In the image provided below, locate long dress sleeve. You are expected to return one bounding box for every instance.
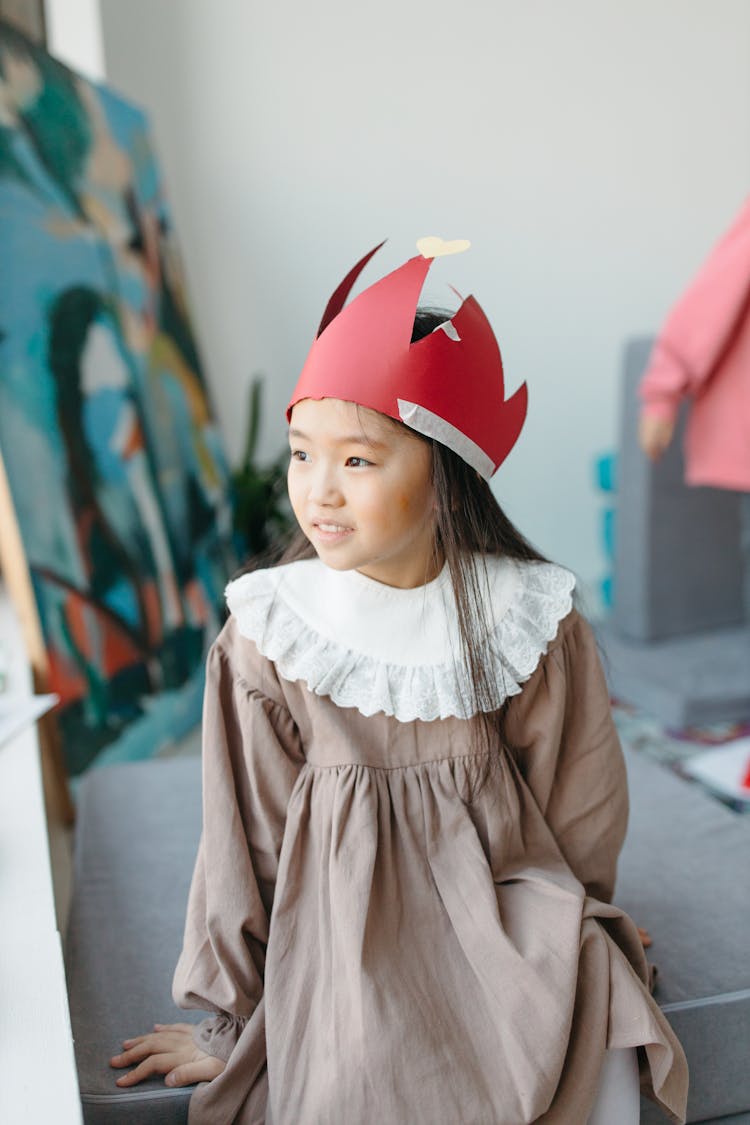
[504,609,689,1122]
[638,194,750,423]
[172,617,304,1116]
[504,608,628,905]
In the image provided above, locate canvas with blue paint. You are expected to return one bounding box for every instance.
[0,20,236,774]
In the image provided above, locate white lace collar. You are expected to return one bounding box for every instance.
[225,555,575,722]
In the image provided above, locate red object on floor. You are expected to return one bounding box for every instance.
[740,756,750,790]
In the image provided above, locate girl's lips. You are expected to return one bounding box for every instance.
[312,521,354,543]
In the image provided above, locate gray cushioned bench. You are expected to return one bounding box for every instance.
[65,747,750,1124]
[65,756,204,1125]
[617,748,750,1124]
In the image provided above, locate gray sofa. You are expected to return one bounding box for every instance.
[617,747,750,1124]
[64,744,750,1124]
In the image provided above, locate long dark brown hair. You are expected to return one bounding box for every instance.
[241,308,576,796]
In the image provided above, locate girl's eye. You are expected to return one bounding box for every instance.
[346,456,373,468]
[289,449,309,462]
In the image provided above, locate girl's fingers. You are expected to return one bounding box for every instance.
[115,1051,181,1087]
[112,1039,167,1066]
[111,1043,152,1067]
[110,1024,208,1084]
[111,1031,190,1067]
[165,1055,226,1088]
[116,1022,190,1053]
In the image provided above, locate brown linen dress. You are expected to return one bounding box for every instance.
[172,558,689,1125]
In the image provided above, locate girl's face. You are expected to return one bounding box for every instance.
[287,397,439,589]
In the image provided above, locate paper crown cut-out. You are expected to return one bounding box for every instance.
[286,238,528,478]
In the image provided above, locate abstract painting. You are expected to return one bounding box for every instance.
[0,20,236,774]
[0,1,45,45]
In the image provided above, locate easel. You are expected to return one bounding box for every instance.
[0,447,75,826]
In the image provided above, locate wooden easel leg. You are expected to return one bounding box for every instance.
[0,447,75,826]
[38,710,76,827]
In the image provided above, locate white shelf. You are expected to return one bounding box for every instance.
[0,584,82,1123]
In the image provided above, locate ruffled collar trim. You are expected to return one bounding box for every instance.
[225,555,575,722]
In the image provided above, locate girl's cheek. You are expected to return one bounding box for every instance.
[361,489,410,526]
[286,472,303,511]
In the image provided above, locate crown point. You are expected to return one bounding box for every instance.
[416,236,471,259]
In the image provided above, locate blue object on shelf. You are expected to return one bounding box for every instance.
[593,451,618,614]
[595,452,618,493]
[602,506,616,559]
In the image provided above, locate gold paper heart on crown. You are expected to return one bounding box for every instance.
[416,236,471,259]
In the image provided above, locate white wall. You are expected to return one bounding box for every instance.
[44,0,105,81]
[99,0,750,604]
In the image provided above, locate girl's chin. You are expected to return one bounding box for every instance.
[306,533,357,566]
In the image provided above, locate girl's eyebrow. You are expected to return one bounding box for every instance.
[288,427,387,449]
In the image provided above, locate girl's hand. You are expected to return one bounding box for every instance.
[110,1023,226,1088]
[639,414,675,461]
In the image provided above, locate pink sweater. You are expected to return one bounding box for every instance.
[638,194,750,491]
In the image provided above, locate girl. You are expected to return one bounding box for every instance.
[111,239,689,1123]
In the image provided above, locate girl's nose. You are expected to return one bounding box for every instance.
[308,464,344,505]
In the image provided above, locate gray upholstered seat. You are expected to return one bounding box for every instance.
[65,747,750,1124]
[616,746,750,1124]
[65,757,205,1125]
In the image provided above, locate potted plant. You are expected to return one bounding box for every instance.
[231,376,294,560]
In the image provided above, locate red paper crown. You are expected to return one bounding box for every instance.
[286,238,528,478]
